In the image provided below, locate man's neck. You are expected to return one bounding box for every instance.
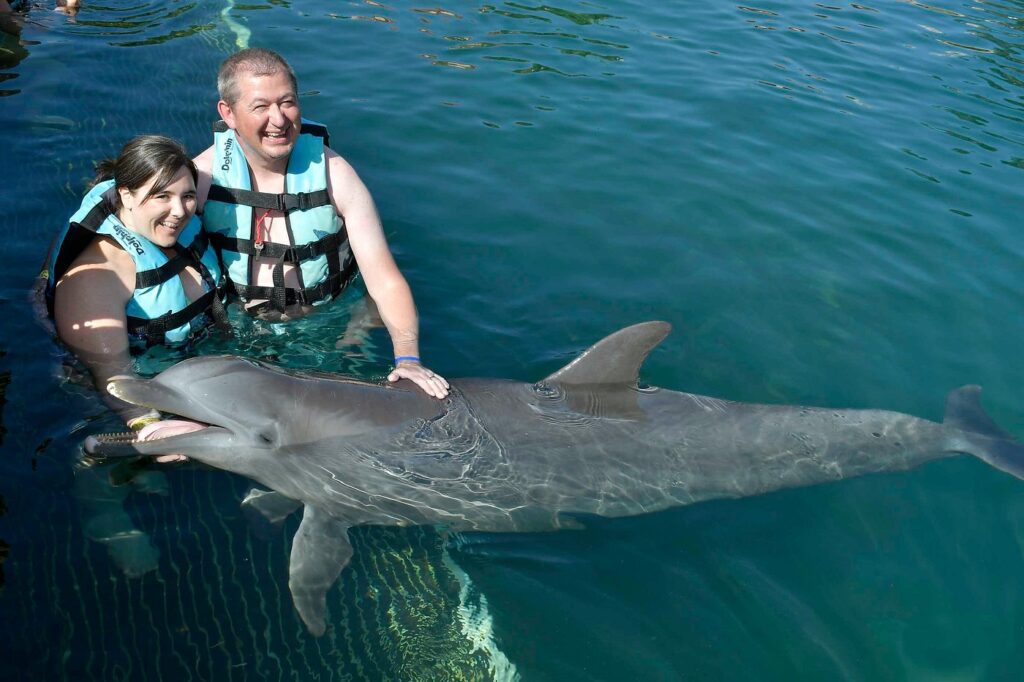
[243,150,290,191]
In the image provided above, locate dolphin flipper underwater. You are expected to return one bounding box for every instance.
[85,322,1024,636]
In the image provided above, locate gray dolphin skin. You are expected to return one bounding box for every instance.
[85,322,1024,636]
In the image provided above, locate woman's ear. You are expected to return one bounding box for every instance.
[117,186,133,211]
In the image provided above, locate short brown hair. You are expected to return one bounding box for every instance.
[217,48,298,107]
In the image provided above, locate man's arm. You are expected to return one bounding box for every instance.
[325,148,449,399]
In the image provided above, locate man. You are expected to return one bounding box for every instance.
[194,48,448,399]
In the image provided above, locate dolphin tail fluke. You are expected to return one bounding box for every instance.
[945,385,1024,480]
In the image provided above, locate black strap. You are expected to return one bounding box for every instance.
[129,233,232,343]
[184,238,232,336]
[50,190,120,296]
[133,232,210,289]
[126,290,216,345]
[208,231,343,262]
[78,197,114,231]
[229,256,356,307]
[206,184,332,213]
[134,253,191,289]
[270,257,289,312]
[297,120,330,144]
[322,228,343,307]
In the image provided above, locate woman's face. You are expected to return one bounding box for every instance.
[118,166,197,248]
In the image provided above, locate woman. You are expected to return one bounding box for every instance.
[37,136,223,577]
[43,135,227,437]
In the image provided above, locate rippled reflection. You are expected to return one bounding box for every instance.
[4,0,1024,679]
[29,0,236,50]
[324,1,633,79]
[718,0,1024,189]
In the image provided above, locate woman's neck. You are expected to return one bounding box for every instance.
[115,206,133,230]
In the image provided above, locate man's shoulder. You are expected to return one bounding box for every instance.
[194,144,216,210]
[324,146,359,179]
[323,145,344,167]
[194,144,216,170]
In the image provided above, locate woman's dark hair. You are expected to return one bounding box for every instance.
[92,135,198,206]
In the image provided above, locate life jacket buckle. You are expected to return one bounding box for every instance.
[281,192,310,212]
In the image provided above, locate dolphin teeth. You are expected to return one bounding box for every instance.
[92,431,140,444]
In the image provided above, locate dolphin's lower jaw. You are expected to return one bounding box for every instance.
[84,430,145,457]
[84,425,229,458]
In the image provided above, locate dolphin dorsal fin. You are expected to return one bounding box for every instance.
[542,321,672,386]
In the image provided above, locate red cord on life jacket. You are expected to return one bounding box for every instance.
[253,208,272,257]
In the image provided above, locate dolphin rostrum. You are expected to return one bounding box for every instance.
[85,322,1024,635]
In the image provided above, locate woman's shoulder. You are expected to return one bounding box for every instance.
[61,235,136,287]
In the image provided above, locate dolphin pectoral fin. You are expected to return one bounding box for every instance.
[241,488,302,528]
[556,513,586,530]
[288,505,353,636]
[542,321,671,387]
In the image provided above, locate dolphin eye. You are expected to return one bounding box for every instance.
[258,432,274,445]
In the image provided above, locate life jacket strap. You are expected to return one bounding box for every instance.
[134,231,211,289]
[228,255,356,308]
[184,239,232,336]
[77,199,113,231]
[49,195,120,306]
[126,289,216,346]
[130,234,231,343]
[208,230,344,262]
[206,184,332,213]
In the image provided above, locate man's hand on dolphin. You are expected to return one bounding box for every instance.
[388,360,450,399]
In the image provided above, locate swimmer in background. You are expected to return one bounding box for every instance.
[0,1,80,23]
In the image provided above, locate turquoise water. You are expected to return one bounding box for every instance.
[2,0,1023,679]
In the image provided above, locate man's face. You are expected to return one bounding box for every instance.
[219,70,301,168]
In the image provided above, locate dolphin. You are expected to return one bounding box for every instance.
[85,322,1024,636]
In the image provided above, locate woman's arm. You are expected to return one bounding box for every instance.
[53,237,148,422]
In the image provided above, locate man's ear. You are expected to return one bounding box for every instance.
[217,100,236,128]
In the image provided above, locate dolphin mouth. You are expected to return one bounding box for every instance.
[85,374,231,458]
[84,425,230,458]
[84,430,146,457]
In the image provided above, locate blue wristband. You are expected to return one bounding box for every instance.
[394,356,420,364]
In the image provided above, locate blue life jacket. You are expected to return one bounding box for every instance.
[203,120,356,312]
[44,180,227,347]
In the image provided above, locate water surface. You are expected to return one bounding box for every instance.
[1,1,1022,679]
